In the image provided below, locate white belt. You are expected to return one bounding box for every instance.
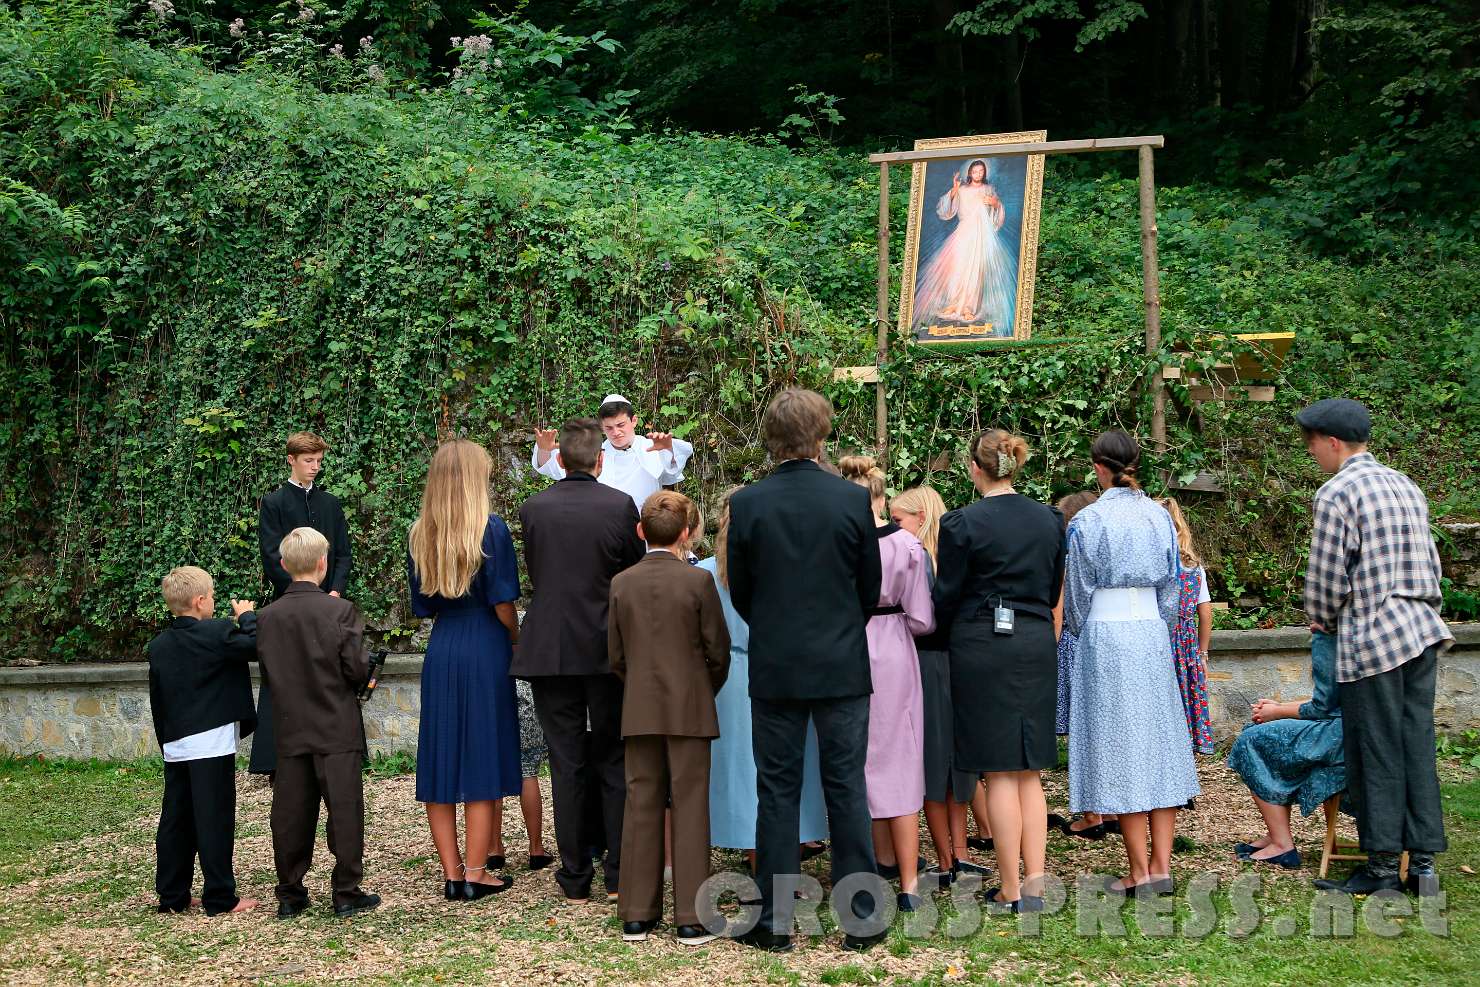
[1087,587,1160,622]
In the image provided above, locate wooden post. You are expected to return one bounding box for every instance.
[875,162,890,460]
[1138,144,1166,452]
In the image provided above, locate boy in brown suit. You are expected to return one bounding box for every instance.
[609,492,730,946]
[256,527,379,919]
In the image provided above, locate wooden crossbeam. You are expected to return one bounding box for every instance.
[1189,383,1276,402]
[868,136,1164,165]
[833,365,880,384]
[1168,470,1225,492]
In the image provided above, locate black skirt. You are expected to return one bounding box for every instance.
[918,648,982,803]
[948,613,1058,773]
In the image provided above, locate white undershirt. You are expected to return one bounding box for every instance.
[162,722,238,763]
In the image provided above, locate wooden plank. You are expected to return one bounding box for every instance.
[1161,365,1182,379]
[1173,331,1295,381]
[1189,384,1276,402]
[868,135,1165,165]
[1210,601,1229,610]
[833,365,880,384]
[1168,470,1224,493]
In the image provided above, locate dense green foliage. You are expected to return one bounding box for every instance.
[1,2,1476,659]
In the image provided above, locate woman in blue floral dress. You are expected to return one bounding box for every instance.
[1160,498,1215,756]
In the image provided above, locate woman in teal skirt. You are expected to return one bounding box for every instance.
[1226,630,1346,869]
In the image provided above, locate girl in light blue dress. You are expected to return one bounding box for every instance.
[699,490,828,857]
[1064,431,1201,895]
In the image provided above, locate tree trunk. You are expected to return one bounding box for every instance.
[1263,0,1322,115]
[930,0,966,131]
[1219,0,1248,106]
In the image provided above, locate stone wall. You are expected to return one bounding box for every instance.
[2,628,1477,760]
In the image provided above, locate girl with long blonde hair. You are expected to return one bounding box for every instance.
[408,440,523,901]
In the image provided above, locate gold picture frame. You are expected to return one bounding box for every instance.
[898,131,1047,344]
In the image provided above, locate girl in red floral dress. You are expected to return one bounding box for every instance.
[1160,498,1215,755]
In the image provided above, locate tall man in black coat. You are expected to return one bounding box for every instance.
[513,418,646,902]
[251,431,353,777]
[726,388,885,952]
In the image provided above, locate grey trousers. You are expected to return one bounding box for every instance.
[1339,645,1447,855]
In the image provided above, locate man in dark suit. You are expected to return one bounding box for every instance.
[514,418,646,902]
[256,527,379,919]
[252,430,353,777]
[727,388,885,952]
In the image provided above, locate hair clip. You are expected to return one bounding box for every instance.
[996,450,1016,476]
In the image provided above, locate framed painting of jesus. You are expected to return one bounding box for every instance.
[898,131,1047,344]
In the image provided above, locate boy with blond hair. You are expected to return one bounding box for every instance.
[252,430,353,776]
[147,566,260,915]
[256,527,378,919]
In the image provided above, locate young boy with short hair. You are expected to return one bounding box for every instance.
[609,491,730,945]
[252,430,353,777]
[256,527,379,919]
[148,566,260,916]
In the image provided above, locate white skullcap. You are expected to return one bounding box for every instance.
[600,393,631,407]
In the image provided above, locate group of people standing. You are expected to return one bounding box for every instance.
[147,387,1451,941]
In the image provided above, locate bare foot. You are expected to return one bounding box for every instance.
[190,897,202,909]
[229,898,259,913]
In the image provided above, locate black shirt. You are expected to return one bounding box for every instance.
[258,481,352,597]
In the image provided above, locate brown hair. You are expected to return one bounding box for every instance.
[640,490,691,548]
[711,486,743,588]
[286,431,329,456]
[557,418,604,474]
[408,440,491,598]
[1090,429,1141,489]
[161,565,213,614]
[889,485,946,563]
[1056,490,1099,528]
[1157,496,1203,569]
[971,429,1030,481]
[280,526,330,579]
[763,388,833,462]
[838,454,886,502]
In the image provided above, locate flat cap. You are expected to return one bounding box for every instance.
[1296,398,1371,443]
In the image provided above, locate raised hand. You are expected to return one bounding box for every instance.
[230,599,256,617]
[647,431,674,453]
[535,427,559,453]
[951,173,961,194]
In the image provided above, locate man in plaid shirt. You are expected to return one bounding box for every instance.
[1298,399,1451,897]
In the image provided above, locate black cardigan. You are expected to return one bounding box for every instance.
[147,614,259,746]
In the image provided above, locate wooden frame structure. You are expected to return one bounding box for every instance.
[861,135,1168,461]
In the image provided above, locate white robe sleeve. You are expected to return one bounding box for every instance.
[531,443,566,481]
[657,437,694,485]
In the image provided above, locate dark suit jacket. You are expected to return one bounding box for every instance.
[147,613,259,746]
[609,552,731,737]
[513,473,646,678]
[259,482,352,597]
[255,582,369,756]
[726,459,883,700]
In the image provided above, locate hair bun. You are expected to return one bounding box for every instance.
[838,455,882,481]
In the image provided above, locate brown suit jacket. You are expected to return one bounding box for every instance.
[256,581,369,756]
[609,552,731,738]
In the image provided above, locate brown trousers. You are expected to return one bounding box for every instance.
[271,750,365,909]
[619,734,712,926]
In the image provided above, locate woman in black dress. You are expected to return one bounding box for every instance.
[934,429,1066,912]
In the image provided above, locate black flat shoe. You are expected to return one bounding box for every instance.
[528,854,554,871]
[984,887,1021,913]
[1101,819,1121,834]
[1144,877,1175,896]
[277,899,310,920]
[877,855,927,880]
[1313,868,1403,895]
[676,924,717,946]
[622,918,658,942]
[333,892,381,917]
[842,930,885,952]
[443,880,466,900]
[897,892,921,913]
[736,928,794,953]
[966,836,994,852]
[1233,842,1264,857]
[1065,823,1107,841]
[486,854,506,870]
[952,859,992,878]
[464,875,513,900]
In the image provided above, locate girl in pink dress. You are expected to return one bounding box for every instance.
[840,456,935,912]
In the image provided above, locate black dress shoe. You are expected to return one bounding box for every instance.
[842,930,886,952]
[334,892,382,917]
[622,918,658,942]
[676,924,717,946]
[443,880,466,900]
[528,854,554,871]
[800,841,828,862]
[1405,868,1441,897]
[735,928,794,952]
[486,854,506,870]
[277,899,310,920]
[877,855,927,880]
[1313,867,1403,895]
[464,875,513,900]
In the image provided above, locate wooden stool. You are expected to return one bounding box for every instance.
[1319,794,1408,880]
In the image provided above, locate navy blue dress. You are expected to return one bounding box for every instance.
[410,515,523,805]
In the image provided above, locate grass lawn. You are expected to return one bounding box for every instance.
[0,753,1474,985]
